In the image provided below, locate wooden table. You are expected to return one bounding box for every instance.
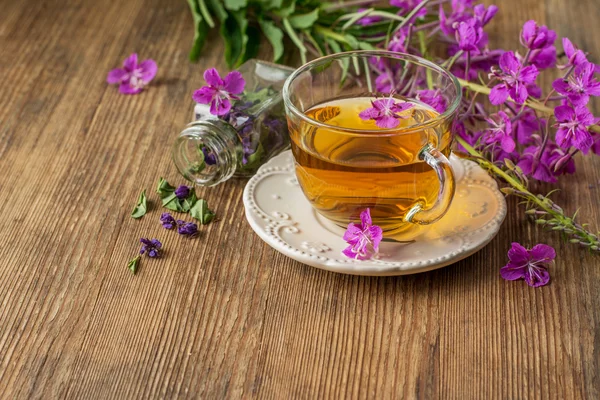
[2,0,600,398]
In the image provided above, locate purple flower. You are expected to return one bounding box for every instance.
[527,46,557,70]
[359,97,414,129]
[483,111,515,153]
[375,72,394,92]
[554,104,595,153]
[356,8,382,26]
[513,109,542,145]
[387,28,409,53]
[552,63,600,107]
[139,238,162,258]
[547,144,576,175]
[517,143,564,183]
[560,38,589,69]
[500,242,555,287]
[520,20,556,50]
[390,0,427,18]
[175,185,191,199]
[455,18,486,54]
[107,53,157,95]
[416,89,447,113]
[473,4,498,26]
[177,221,198,237]
[192,68,245,116]
[489,51,539,105]
[202,146,217,165]
[342,209,383,260]
[160,212,177,229]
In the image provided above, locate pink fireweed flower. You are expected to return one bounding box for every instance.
[473,4,498,26]
[489,51,540,105]
[455,18,486,54]
[560,38,589,70]
[107,53,157,95]
[390,0,428,18]
[554,104,596,153]
[359,97,414,129]
[342,208,383,260]
[552,62,600,107]
[483,111,515,153]
[192,68,245,116]
[500,242,555,287]
[520,20,556,50]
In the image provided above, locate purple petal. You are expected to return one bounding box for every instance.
[586,80,600,96]
[516,156,533,175]
[510,83,529,104]
[368,225,383,250]
[107,68,127,84]
[551,79,570,96]
[507,242,529,265]
[529,244,556,263]
[573,125,593,153]
[521,20,537,45]
[203,68,224,87]
[524,266,550,287]
[499,51,520,73]
[530,46,557,69]
[489,84,509,105]
[343,223,362,242]
[519,65,539,84]
[123,53,138,72]
[360,208,372,227]
[210,96,231,116]
[119,82,143,95]
[223,71,245,94]
[375,115,400,129]
[500,262,527,281]
[500,135,516,153]
[554,105,574,122]
[568,93,589,107]
[359,107,380,121]
[192,86,217,104]
[342,246,359,259]
[138,59,158,82]
[532,163,557,183]
[563,37,576,59]
[555,127,571,149]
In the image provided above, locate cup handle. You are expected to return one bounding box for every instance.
[404,144,456,225]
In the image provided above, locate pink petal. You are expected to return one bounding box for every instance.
[562,37,576,59]
[192,86,217,104]
[524,266,550,287]
[508,242,529,265]
[532,163,557,183]
[138,59,158,82]
[529,244,556,263]
[123,53,138,72]
[500,135,516,153]
[573,125,593,153]
[343,223,363,242]
[586,80,600,96]
[521,20,537,44]
[359,107,380,121]
[551,79,570,96]
[500,262,527,281]
[553,105,574,122]
[119,82,142,95]
[375,115,400,129]
[107,68,127,84]
[342,246,359,259]
[223,71,245,94]
[489,84,508,105]
[368,225,383,250]
[510,83,528,104]
[499,51,520,73]
[203,68,224,87]
[519,65,539,84]
[568,93,588,106]
[210,96,231,116]
[373,97,395,111]
[359,208,372,227]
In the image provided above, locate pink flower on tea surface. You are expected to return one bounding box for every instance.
[192,68,245,116]
[107,53,157,95]
[342,208,383,260]
[500,242,555,287]
[554,104,596,153]
[359,97,414,129]
[483,111,515,153]
[489,51,539,105]
[552,63,600,107]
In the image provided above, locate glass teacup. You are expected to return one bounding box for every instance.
[282,51,462,237]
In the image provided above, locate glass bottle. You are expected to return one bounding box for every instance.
[172,60,294,186]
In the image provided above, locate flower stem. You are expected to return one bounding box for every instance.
[456,136,600,251]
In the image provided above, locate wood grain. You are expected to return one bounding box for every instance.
[0,0,599,398]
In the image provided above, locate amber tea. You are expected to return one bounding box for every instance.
[289,96,453,234]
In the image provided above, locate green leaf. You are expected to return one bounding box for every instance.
[162,192,183,212]
[344,34,359,49]
[273,0,295,17]
[187,0,210,61]
[224,0,246,10]
[128,255,141,275]
[263,0,283,9]
[131,189,147,219]
[283,17,307,64]
[190,199,215,224]
[156,177,176,197]
[181,189,198,213]
[198,0,215,28]
[258,18,285,62]
[221,10,249,68]
[289,9,319,29]
[341,8,373,31]
[358,41,376,50]
[206,0,227,22]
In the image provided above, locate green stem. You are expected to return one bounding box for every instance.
[315,25,350,45]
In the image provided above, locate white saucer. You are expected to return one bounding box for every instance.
[243,150,507,276]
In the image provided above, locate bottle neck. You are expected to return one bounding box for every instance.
[172,120,241,187]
